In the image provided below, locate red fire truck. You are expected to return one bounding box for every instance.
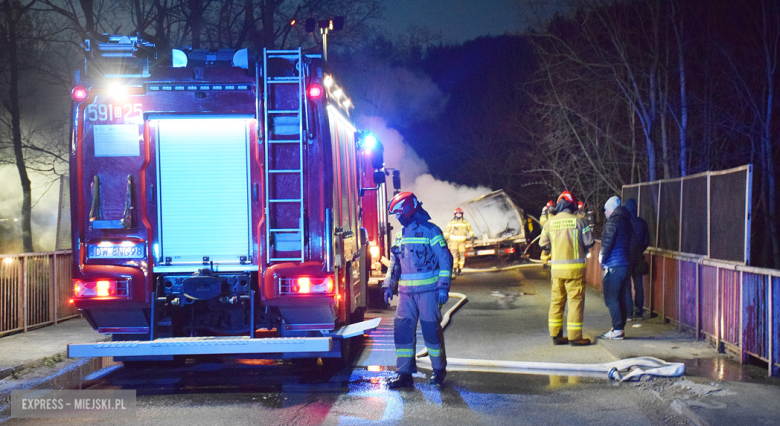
[67,35,390,365]
[356,134,399,303]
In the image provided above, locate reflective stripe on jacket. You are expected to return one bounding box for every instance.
[445,218,474,242]
[539,211,594,279]
[383,220,453,294]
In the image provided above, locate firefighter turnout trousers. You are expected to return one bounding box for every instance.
[449,241,467,270]
[549,276,585,341]
[394,290,447,374]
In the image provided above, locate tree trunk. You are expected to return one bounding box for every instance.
[672,0,688,176]
[4,0,34,253]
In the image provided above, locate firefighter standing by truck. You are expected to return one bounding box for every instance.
[383,192,453,388]
[539,191,594,346]
[445,207,474,276]
[539,200,555,266]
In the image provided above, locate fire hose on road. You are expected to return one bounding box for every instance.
[414,291,685,382]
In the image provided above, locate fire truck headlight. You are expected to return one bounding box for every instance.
[109,83,126,97]
[369,244,380,259]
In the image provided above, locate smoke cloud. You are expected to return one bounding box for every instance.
[356,116,492,232]
[0,166,64,254]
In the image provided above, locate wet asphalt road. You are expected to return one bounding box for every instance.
[6,266,691,426]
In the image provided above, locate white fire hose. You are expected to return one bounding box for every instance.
[415,291,685,382]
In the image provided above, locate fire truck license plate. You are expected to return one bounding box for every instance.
[88,244,145,259]
[477,249,495,255]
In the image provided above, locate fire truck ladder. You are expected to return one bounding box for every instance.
[263,48,307,263]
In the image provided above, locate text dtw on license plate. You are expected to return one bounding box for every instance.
[88,244,145,259]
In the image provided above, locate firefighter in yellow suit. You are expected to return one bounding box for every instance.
[444,208,473,275]
[539,201,555,266]
[539,191,594,346]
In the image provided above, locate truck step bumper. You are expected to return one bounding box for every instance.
[328,317,382,339]
[68,336,332,358]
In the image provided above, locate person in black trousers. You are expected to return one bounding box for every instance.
[623,199,650,320]
[599,196,633,340]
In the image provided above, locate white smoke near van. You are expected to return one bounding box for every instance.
[356,116,492,233]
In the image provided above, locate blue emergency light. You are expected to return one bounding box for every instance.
[364,134,378,150]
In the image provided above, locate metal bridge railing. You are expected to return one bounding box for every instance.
[0,250,79,337]
[585,241,780,378]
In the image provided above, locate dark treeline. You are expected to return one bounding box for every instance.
[526,0,779,268]
[346,0,778,268]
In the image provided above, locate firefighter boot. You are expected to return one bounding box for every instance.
[429,369,446,386]
[552,330,569,345]
[388,373,414,389]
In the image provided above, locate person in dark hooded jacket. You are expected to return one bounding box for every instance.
[623,199,650,319]
[599,196,633,339]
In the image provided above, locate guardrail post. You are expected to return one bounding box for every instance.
[696,262,701,340]
[739,270,746,363]
[50,253,56,325]
[770,275,776,377]
[21,256,27,333]
[648,253,654,317]
[716,267,721,352]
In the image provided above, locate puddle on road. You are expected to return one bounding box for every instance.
[672,356,780,385]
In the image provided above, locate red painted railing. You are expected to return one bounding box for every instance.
[585,241,780,377]
[0,251,79,336]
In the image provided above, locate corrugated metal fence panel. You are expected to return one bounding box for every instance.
[679,260,698,329]
[0,257,22,334]
[773,276,780,376]
[585,242,602,290]
[664,257,680,322]
[651,255,665,317]
[26,255,52,327]
[742,272,767,361]
[720,269,741,346]
[700,265,718,339]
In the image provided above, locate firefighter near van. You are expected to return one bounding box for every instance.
[382,192,453,388]
[538,191,594,346]
[444,207,473,275]
[66,35,393,365]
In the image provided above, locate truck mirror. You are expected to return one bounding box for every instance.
[392,170,401,191]
[371,151,384,170]
[373,170,385,185]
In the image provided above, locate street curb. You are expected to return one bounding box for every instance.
[0,351,69,381]
[0,356,119,421]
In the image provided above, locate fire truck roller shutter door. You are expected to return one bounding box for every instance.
[155,117,253,268]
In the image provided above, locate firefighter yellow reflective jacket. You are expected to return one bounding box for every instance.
[538,211,594,279]
[382,220,453,294]
[444,218,474,242]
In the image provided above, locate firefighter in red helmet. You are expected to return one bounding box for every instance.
[382,192,453,387]
[539,190,594,346]
[444,207,473,275]
[539,200,555,226]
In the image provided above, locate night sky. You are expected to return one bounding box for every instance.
[376,0,528,44]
